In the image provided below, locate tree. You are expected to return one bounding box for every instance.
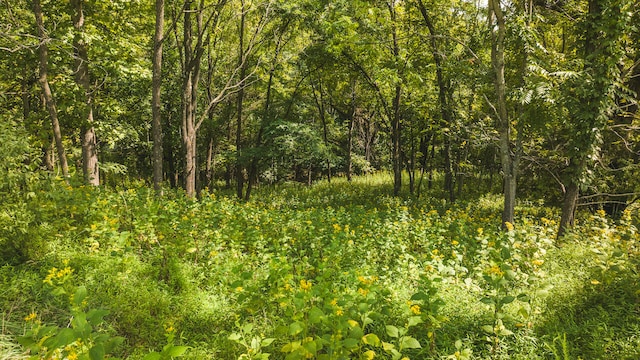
[71,0,99,186]
[32,0,69,182]
[488,0,519,228]
[557,0,632,237]
[152,0,165,194]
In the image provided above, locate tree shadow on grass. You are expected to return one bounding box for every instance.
[534,272,640,359]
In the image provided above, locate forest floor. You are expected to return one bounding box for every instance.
[1,173,639,359]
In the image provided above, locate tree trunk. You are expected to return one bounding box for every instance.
[235,0,246,199]
[489,0,517,228]
[247,24,288,200]
[33,0,70,182]
[180,0,205,198]
[390,2,402,196]
[417,0,454,202]
[71,0,99,186]
[152,0,165,194]
[558,181,579,237]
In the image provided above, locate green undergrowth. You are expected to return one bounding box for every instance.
[1,174,639,359]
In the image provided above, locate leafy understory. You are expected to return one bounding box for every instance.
[1,174,639,359]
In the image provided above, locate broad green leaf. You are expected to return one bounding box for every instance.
[399,336,421,350]
[167,345,188,357]
[74,286,88,306]
[362,333,381,347]
[89,344,105,360]
[385,325,399,338]
[142,352,161,360]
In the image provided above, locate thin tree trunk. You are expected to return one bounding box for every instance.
[235,0,246,199]
[390,1,402,196]
[71,0,99,186]
[489,0,517,228]
[152,0,165,195]
[246,22,288,200]
[417,0,455,202]
[33,0,70,181]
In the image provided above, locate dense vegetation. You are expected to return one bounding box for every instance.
[1,175,639,359]
[1,0,639,359]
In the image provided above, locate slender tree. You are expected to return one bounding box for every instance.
[71,0,99,186]
[33,0,69,182]
[488,0,519,228]
[152,0,165,194]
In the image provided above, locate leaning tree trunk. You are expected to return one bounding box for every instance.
[34,0,69,182]
[71,0,99,186]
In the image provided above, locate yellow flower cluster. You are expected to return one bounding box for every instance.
[24,312,37,322]
[486,265,504,276]
[300,279,312,291]
[43,264,73,285]
[505,222,514,231]
[410,304,421,315]
[357,275,378,285]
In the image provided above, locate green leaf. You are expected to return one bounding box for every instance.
[343,338,359,349]
[281,341,300,353]
[74,286,88,306]
[167,345,188,357]
[482,325,495,334]
[86,309,110,326]
[382,341,395,351]
[289,321,305,336]
[228,333,242,342]
[361,333,381,347]
[142,352,161,360]
[55,328,76,348]
[399,336,421,350]
[309,307,324,324]
[410,292,429,302]
[407,316,423,327]
[385,325,399,338]
[89,344,105,360]
[261,338,276,347]
[501,295,515,304]
[480,297,495,305]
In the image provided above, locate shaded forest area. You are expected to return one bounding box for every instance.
[1,0,639,231]
[1,0,640,359]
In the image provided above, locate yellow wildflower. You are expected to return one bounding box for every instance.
[332,224,342,232]
[24,312,37,322]
[486,265,504,276]
[532,259,544,266]
[505,222,514,231]
[300,279,312,291]
[451,240,459,246]
[358,288,370,297]
[335,308,344,316]
[477,228,484,236]
[330,298,338,306]
[590,279,601,285]
[67,352,78,360]
[410,304,421,315]
[235,286,244,292]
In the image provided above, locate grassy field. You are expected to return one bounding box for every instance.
[1,173,639,359]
